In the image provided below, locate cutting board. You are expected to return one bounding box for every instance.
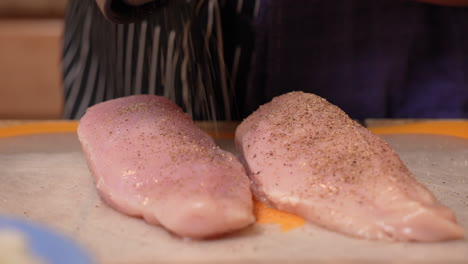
[0,127,467,263]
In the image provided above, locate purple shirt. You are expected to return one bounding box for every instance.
[244,0,468,118]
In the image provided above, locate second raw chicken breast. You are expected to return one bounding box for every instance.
[235,91,464,242]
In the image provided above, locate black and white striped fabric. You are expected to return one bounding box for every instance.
[62,0,261,120]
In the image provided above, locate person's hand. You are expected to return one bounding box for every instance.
[124,0,155,6]
[95,0,163,23]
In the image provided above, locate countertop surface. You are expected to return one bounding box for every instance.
[0,120,467,264]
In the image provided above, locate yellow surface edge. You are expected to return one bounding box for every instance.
[1,120,467,139]
[368,121,468,139]
[0,121,79,138]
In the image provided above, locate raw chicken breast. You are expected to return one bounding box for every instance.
[78,95,254,239]
[235,91,464,242]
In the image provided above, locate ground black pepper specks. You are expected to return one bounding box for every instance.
[235,91,464,241]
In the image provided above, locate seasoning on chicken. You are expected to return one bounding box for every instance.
[236,91,464,242]
[78,95,254,239]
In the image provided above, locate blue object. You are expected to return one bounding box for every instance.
[0,216,94,264]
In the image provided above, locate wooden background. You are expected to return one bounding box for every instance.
[0,0,66,119]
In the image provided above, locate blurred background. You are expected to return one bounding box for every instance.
[1,1,466,120]
[0,0,66,119]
